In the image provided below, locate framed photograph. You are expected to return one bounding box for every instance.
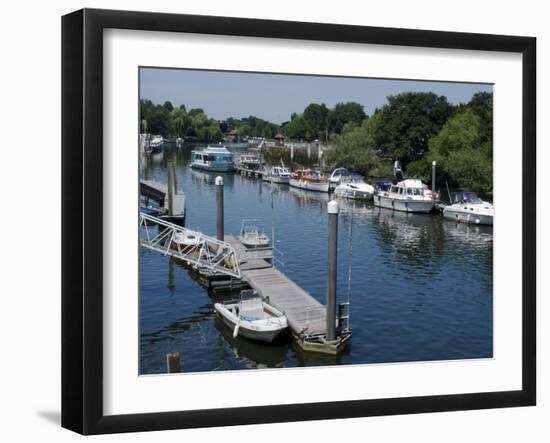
[62,8,536,434]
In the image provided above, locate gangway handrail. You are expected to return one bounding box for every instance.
[140,212,241,279]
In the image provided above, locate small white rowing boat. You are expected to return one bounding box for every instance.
[214,292,288,343]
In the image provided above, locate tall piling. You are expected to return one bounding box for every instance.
[432,160,437,197]
[167,160,175,216]
[326,200,339,341]
[216,176,224,241]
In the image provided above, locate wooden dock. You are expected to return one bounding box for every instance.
[225,235,351,354]
[235,166,264,178]
[140,179,186,223]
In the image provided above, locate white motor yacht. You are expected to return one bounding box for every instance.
[374,179,434,213]
[443,191,493,225]
[263,166,291,184]
[334,174,374,201]
[191,145,235,172]
[329,167,351,190]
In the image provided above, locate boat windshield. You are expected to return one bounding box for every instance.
[406,188,424,196]
[451,191,482,204]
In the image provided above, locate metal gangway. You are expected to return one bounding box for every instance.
[140,212,241,279]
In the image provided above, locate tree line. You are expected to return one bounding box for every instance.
[140,91,493,195]
[325,92,493,196]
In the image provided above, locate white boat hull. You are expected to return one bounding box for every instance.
[214,301,288,343]
[264,175,290,184]
[374,194,434,213]
[334,188,374,201]
[191,162,235,172]
[217,313,282,343]
[289,178,330,193]
[443,208,493,225]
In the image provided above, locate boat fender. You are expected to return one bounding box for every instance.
[233,322,240,338]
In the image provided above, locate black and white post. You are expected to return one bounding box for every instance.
[326,200,339,341]
[432,160,437,197]
[216,176,224,241]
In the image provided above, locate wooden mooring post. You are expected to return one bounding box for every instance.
[216,176,224,241]
[166,352,181,373]
[326,200,338,341]
[432,160,437,196]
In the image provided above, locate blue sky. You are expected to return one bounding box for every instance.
[140,68,492,124]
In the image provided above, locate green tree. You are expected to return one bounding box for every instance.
[428,107,492,195]
[284,116,311,141]
[162,101,174,112]
[372,92,452,166]
[328,102,366,134]
[168,107,188,137]
[188,108,205,118]
[303,103,329,140]
[325,119,378,175]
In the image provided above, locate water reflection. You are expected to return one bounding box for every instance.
[140,144,493,374]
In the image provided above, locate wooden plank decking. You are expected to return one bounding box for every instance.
[242,267,326,337]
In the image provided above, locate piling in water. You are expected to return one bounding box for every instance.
[166,352,181,373]
[432,160,437,197]
[216,176,224,241]
[326,200,338,341]
[167,160,175,216]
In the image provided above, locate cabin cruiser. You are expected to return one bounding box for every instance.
[374,178,434,213]
[149,135,164,153]
[238,220,270,248]
[214,290,288,343]
[191,145,235,172]
[289,169,330,192]
[263,166,291,184]
[237,154,261,170]
[329,167,352,190]
[334,175,375,201]
[442,191,493,225]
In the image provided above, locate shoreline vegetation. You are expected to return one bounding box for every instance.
[140,91,493,196]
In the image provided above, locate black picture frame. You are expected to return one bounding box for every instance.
[62,8,536,435]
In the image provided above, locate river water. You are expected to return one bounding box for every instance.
[139,146,493,374]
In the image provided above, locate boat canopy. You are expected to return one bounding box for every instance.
[450,191,482,204]
[398,179,425,188]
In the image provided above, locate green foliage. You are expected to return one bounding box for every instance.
[139,90,493,194]
[325,119,378,175]
[303,103,329,141]
[428,107,492,195]
[372,92,452,166]
[404,160,431,181]
[328,102,366,134]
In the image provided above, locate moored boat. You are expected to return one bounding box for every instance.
[373,178,434,213]
[329,167,351,190]
[191,145,235,172]
[149,135,164,153]
[289,169,330,192]
[442,191,494,225]
[214,291,288,343]
[237,154,261,170]
[238,219,270,248]
[263,166,291,184]
[334,176,375,201]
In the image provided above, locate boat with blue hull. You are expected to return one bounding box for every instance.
[191,145,235,172]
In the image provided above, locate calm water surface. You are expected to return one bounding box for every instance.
[139,146,493,374]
